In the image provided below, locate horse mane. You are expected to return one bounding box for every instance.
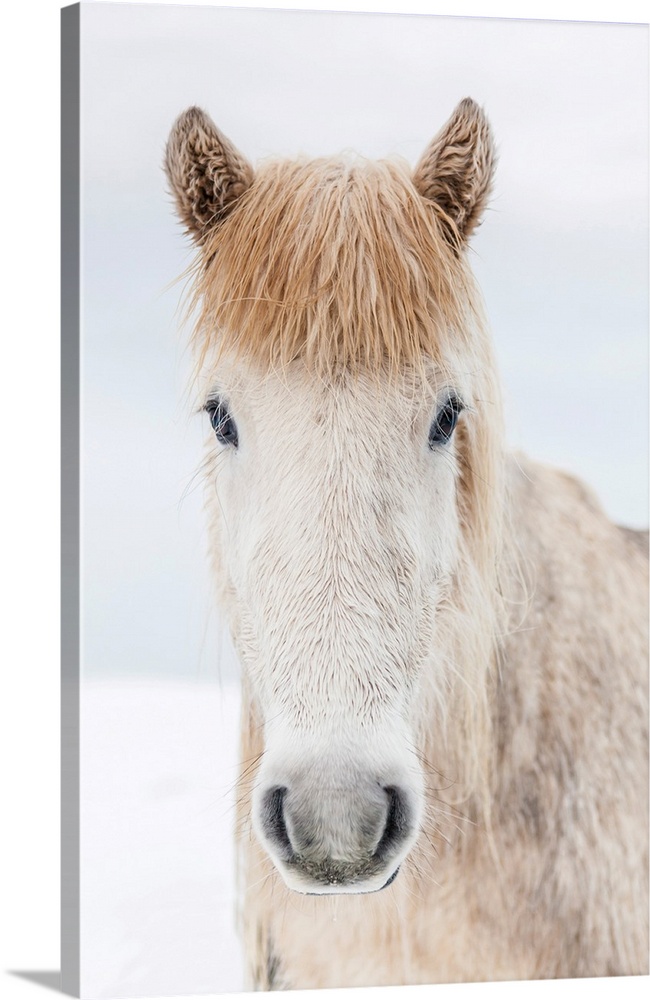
[188,155,483,379]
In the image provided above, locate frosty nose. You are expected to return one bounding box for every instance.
[258,778,413,893]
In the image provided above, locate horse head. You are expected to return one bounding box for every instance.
[166,100,503,894]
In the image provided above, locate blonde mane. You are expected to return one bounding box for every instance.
[189,156,482,379]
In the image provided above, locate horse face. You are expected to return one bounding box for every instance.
[203,361,470,893]
[167,98,497,894]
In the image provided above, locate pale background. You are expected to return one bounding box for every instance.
[1,2,648,1000]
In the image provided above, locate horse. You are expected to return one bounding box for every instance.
[165,99,648,989]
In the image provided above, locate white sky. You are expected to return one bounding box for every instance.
[78,2,648,680]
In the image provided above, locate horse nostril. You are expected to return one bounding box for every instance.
[261,786,293,859]
[376,786,410,860]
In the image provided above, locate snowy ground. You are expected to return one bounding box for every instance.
[80,680,245,999]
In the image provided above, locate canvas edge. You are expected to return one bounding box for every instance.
[61,4,81,997]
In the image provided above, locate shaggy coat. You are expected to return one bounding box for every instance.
[166,99,648,987]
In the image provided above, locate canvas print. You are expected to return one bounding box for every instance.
[63,2,649,997]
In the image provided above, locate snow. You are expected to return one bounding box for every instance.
[80,680,245,998]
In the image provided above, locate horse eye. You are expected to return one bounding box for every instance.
[206,400,238,448]
[428,396,463,448]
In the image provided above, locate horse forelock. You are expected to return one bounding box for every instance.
[187,155,482,380]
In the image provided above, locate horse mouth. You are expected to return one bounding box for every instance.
[289,864,401,896]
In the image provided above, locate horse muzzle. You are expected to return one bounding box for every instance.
[254,769,420,895]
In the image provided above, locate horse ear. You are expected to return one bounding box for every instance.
[413,98,495,245]
[165,107,254,243]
